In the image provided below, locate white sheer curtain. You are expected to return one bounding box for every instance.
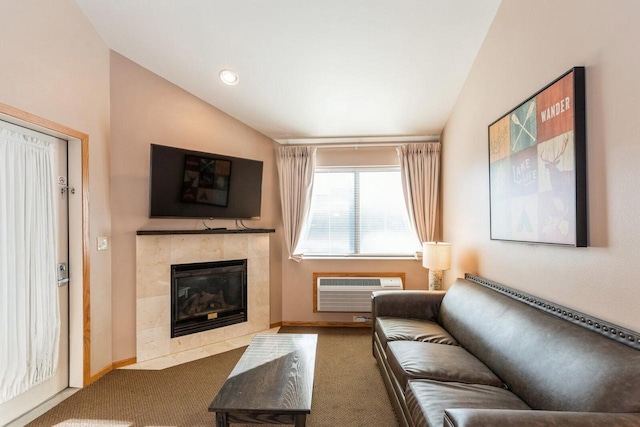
[0,127,59,403]
[276,146,316,261]
[397,143,441,243]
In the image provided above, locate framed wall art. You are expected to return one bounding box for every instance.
[488,67,587,246]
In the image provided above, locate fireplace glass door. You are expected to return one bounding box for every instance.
[171,259,247,337]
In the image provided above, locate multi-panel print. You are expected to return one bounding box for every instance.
[489,67,587,246]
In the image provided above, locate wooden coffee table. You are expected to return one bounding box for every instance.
[209,334,318,427]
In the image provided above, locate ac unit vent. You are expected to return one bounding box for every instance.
[316,276,403,312]
[319,278,386,287]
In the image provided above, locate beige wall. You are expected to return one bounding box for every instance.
[0,0,112,375]
[442,0,640,331]
[281,145,431,323]
[109,53,282,362]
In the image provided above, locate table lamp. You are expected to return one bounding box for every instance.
[422,242,451,291]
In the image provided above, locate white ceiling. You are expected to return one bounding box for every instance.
[74,0,501,141]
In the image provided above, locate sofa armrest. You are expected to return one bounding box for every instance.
[371,290,446,324]
[443,409,640,427]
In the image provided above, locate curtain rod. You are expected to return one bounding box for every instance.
[283,142,437,149]
[275,135,440,148]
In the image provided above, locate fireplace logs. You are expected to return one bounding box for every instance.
[179,289,236,318]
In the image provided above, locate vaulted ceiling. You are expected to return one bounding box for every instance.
[75,0,501,141]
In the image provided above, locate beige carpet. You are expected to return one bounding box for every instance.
[27,327,399,427]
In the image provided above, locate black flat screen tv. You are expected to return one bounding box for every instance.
[149,144,263,219]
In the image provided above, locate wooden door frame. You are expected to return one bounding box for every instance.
[0,102,91,386]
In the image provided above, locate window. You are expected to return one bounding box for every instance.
[297,167,421,257]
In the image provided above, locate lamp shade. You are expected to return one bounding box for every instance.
[422,242,451,271]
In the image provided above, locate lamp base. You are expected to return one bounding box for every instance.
[428,269,443,291]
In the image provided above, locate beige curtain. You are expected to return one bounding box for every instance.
[397,143,441,243]
[276,146,316,261]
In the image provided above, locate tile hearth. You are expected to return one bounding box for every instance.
[121,326,280,370]
[135,232,271,368]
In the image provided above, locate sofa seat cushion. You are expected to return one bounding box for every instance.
[376,317,458,349]
[406,379,530,427]
[386,341,505,390]
[443,409,640,427]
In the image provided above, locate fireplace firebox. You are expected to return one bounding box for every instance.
[171,259,247,338]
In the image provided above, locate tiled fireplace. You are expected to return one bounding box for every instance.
[135,230,271,366]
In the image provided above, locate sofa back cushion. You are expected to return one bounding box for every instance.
[439,278,640,413]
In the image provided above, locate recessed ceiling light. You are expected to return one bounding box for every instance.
[219,69,239,85]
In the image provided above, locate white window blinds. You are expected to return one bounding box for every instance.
[297,167,421,256]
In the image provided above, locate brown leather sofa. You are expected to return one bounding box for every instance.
[371,274,640,427]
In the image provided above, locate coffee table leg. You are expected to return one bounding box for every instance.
[216,412,228,427]
[294,414,306,427]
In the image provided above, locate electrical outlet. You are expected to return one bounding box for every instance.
[353,316,371,323]
[97,236,109,251]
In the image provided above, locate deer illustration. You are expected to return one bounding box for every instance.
[539,134,573,194]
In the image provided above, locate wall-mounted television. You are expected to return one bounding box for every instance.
[149,144,263,219]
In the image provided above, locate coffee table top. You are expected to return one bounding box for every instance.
[209,334,318,414]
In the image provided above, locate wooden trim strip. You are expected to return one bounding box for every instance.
[90,356,137,383]
[113,357,137,369]
[0,102,92,386]
[270,322,283,329]
[89,364,112,384]
[81,134,90,386]
[0,102,88,140]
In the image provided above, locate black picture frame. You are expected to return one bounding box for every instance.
[488,67,587,246]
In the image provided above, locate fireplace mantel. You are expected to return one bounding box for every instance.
[135,232,270,366]
[137,228,275,236]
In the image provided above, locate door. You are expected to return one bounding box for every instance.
[0,120,69,425]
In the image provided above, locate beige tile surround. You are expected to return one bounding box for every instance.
[132,233,271,369]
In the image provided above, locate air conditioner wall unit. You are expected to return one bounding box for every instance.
[316,276,403,312]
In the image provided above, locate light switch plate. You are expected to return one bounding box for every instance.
[97,236,108,251]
